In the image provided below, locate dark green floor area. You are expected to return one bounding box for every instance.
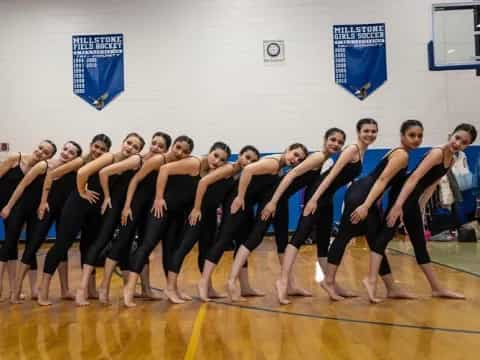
[388,238,480,276]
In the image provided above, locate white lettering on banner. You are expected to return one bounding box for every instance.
[72,34,124,105]
[334,25,385,34]
[333,24,386,88]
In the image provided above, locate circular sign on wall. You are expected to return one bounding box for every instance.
[264,40,285,62]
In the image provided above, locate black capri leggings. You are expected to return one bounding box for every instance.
[128,209,185,275]
[204,206,252,265]
[83,194,124,267]
[168,208,216,274]
[43,192,103,275]
[108,184,152,270]
[21,208,68,267]
[241,198,289,253]
[0,201,39,270]
[168,206,254,274]
[256,170,324,255]
[325,184,392,276]
[372,196,431,265]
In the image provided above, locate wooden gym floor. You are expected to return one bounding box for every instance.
[0,237,479,360]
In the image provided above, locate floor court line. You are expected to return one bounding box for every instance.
[205,299,480,335]
[184,303,207,360]
[70,246,480,336]
[387,246,480,278]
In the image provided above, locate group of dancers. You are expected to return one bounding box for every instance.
[0,119,476,307]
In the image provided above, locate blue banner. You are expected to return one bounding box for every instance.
[72,34,124,110]
[333,24,387,100]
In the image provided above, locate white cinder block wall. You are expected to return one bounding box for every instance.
[0,0,478,155]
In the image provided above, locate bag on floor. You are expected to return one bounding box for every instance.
[429,230,455,242]
[459,221,480,240]
[458,226,476,242]
[428,208,457,235]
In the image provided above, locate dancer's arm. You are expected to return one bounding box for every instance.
[386,148,443,227]
[231,158,279,214]
[261,152,327,220]
[189,164,236,225]
[152,157,200,218]
[1,161,48,218]
[351,150,408,224]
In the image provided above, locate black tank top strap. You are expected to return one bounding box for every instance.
[17,152,22,166]
[383,147,407,160]
[429,147,451,167]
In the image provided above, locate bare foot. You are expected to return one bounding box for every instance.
[98,287,110,305]
[123,287,137,307]
[432,288,466,299]
[362,278,381,304]
[226,280,246,302]
[9,286,24,304]
[275,279,290,305]
[75,288,90,306]
[197,280,211,302]
[37,293,53,306]
[335,283,358,298]
[178,291,192,301]
[241,285,266,298]
[164,288,186,304]
[386,286,417,300]
[226,280,235,302]
[133,290,144,298]
[10,293,25,304]
[141,288,164,301]
[3,291,26,302]
[208,286,227,299]
[320,281,345,301]
[30,290,39,300]
[287,286,312,297]
[61,290,75,301]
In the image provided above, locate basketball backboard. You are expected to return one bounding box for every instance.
[428,2,480,70]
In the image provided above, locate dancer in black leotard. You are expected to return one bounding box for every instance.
[320,120,424,301]
[75,135,148,305]
[164,145,260,303]
[13,135,111,303]
[0,140,57,300]
[5,141,84,303]
[123,141,231,307]
[197,143,308,302]
[226,129,346,302]
[0,141,56,210]
[75,132,173,305]
[275,119,378,304]
[37,133,144,306]
[363,123,477,303]
[97,135,193,304]
[0,141,57,298]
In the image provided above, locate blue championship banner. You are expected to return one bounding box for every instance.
[72,34,124,110]
[333,24,387,100]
